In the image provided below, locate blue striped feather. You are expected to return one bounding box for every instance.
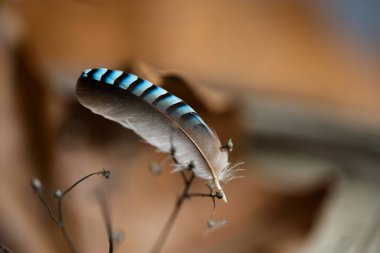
[80,68,211,133]
[77,68,232,202]
[104,70,123,84]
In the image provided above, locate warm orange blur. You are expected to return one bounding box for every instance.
[0,1,379,253]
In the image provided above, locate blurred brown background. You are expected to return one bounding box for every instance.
[0,1,379,253]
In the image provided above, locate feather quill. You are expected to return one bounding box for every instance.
[76,68,232,202]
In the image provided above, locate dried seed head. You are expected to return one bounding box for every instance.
[220,138,233,152]
[149,163,162,176]
[216,191,224,200]
[204,219,227,235]
[114,231,125,243]
[54,190,63,199]
[31,178,42,191]
[226,138,233,152]
[102,169,112,179]
[207,219,216,228]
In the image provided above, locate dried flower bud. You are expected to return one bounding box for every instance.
[31,178,42,191]
[207,219,216,228]
[220,138,233,152]
[150,163,162,176]
[54,190,63,199]
[226,138,233,152]
[102,169,112,179]
[204,219,227,235]
[114,231,125,242]
[215,191,224,200]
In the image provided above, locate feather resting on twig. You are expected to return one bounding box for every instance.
[76,68,235,202]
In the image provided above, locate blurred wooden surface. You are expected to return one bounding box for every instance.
[9,0,380,120]
[1,1,379,253]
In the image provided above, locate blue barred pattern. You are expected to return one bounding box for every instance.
[93,68,108,81]
[80,68,210,130]
[104,70,123,84]
[119,74,138,89]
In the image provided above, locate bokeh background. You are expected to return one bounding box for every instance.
[0,1,380,253]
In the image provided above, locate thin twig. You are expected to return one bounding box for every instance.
[150,171,195,253]
[98,192,114,253]
[60,224,78,253]
[62,169,110,196]
[55,194,78,253]
[32,169,111,253]
[0,243,13,253]
[35,190,60,223]
[186,193,214,198]
[179,171,188,184]
[149,148,222,253]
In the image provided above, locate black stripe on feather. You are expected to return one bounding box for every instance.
[113,72,129,86]
[99,69,113,83]
[140,85,158,98]
[166,101,187,115]
[126,78,144,92]
[152,93,171,106]
[87,69,98,79]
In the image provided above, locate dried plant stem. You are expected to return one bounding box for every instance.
[98,192,114,253]
[35,188,60,223]
[60,221,77,253]
[32,169,111,253]
[150,171,195,253]
[34,187,78,253]
[150,170,217,253]
[62,171,109,196]
[0,243,13,253]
